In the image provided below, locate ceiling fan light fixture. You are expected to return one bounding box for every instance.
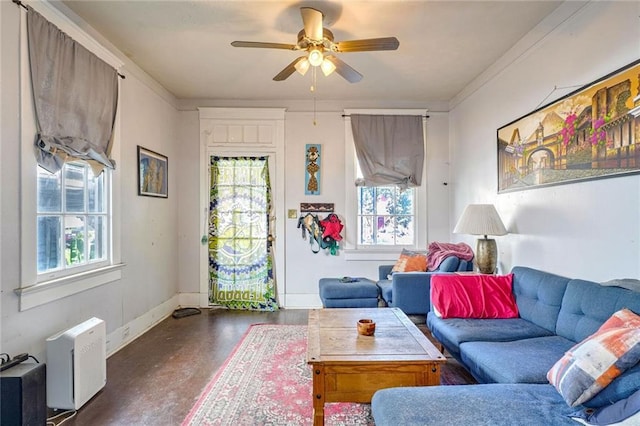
[320,58,336,76]
[295,58,310,76]
[307,48,323,67]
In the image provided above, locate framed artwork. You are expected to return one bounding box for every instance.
[497,59,640,193]
[137,146,168,198]
[305,144,321,195]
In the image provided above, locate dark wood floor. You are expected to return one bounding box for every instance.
[50,308,475,425]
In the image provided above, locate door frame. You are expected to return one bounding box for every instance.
[198,108,286,307]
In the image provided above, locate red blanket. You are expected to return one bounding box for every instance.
[427,241,474,271]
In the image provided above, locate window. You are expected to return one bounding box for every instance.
[37,163,110,275]
[343,109,427,257]
[17,2,123,311]
[357,185,415,246]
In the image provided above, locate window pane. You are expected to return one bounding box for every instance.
[37,167,61,212]
[88,215,106,261]
[396,216,414,245]
[64,164,85,213]
[87,171,104,213]
[65,216,86,266]
[358,187,374,215]
[376,187,395,215]
[398,188,414,215]
[359,216,375,245]
[37,216,61,272]
[375,216,396,245]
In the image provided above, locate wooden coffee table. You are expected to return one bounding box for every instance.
[306,308,445,426]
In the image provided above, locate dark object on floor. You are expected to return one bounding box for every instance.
[172,308,201,319]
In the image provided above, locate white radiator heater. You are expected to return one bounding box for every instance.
[46,317,107,410]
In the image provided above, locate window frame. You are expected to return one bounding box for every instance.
[36,161,111,276]
[343,109,428,261]
[16,1,124,311]
[356,184,417,247]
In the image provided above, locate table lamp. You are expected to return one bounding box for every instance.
[453,204,507,274]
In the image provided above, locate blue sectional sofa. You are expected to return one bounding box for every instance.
[376,256,473,315]
[372,266,640,425]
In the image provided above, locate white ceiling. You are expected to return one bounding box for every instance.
[59,0,563,103]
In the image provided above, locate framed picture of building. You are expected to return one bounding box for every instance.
[497,59,640,193]
[138,146,168,198]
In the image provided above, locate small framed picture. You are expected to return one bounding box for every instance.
[137,146,168,198]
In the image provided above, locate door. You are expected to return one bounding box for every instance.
[207,156,278,311]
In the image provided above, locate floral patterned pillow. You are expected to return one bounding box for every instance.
[548,308,640,407]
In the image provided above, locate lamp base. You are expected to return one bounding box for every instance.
[476,238,498,274]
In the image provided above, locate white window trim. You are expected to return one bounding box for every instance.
[343,109,428,261]
[16,1,124,311]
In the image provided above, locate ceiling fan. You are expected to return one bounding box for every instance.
[231,7,399,83]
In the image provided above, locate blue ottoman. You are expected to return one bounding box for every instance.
[319,277,380,308]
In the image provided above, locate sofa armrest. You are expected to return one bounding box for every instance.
[437,256,460,272]
[379,264,394,281]
[391,272,452,315]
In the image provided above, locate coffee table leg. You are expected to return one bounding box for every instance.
[311,364,325,426]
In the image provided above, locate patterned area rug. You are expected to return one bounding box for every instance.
[181,324,374,426]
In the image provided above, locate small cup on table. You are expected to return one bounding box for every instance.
[357,319,376,336]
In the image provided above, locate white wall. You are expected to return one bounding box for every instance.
[449,1,640,280]
[175,105,451,308]
[11,0,629,360]
[0,1,180,360]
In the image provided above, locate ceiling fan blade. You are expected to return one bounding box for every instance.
[273,56,307,81]
[324,55,363,83]
[301,7,323,41]
[231,41,297,50]
[334,37,400,52]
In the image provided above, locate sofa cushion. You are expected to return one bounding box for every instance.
[436,255,461,272]
[371,384,577,426]
[587,362,640,408]
[431,274,518,319]
[377,279,393,305]
[318,278,378,299]
[571,388,640,425]
[548,308,640,407]
[511,266,570,333]
[555,279,640,343]
[390,249,428,275]
[460,335,574,384]
[427,312,554,360]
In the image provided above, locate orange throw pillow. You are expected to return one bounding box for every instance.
[391,249,428,274]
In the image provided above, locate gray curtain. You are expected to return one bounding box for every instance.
[350,114,424,188]
[27,6,118,174]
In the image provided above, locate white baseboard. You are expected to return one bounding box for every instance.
[105,292,323,357]
[178,292,203,308]
[106,295,179,357]
[282,294,323,309]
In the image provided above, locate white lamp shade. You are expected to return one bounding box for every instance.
[295,58,310,76]
[454,204,507,237]
[308,48,323,67]
[320,58,336,76]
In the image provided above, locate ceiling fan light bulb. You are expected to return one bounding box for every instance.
[320,59,336,76]
[295,58,310,76]
[308,48,323,67]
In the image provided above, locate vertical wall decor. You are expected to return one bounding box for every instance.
[305,144,321,195]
